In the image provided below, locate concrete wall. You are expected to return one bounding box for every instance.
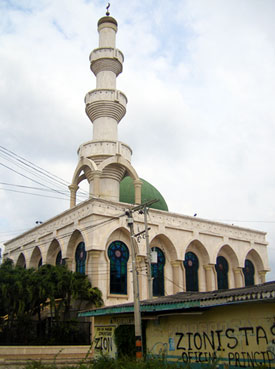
[0,345,93,368]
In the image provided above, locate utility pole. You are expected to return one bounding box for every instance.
[126,208,143,359]
[144,205,153,299]
[126,199,159,359]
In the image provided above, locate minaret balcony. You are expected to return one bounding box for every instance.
[90,48,123,76]
[85,89,127,106]
[85,88,127,123]
[78,140,132,162]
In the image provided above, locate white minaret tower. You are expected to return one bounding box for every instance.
[69,8,141,207]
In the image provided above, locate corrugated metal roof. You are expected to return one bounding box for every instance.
[79,281,275,317]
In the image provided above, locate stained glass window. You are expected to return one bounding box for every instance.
[56,250,62,266]
[151,247,165,296]
[243,259,255,286]
[184,252,199,291]
[75,242,86,274]
[108,241,129,295]
[215,256,229,290]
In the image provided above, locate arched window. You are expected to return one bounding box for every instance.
[184,252,199,292]
[108,241,129,295]
[75,242,86,274]
[56,250,62,266]
[151,247,165,296]
[215,256,229,290]
[243,259,255,286]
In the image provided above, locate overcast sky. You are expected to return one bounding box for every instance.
[1,0,275,281]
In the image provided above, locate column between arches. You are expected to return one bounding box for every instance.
[203,264,216,291]
[233,267,244,288]
[171,260,182,294]
[87,250,103,288]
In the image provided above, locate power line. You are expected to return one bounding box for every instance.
[0,162,72,197]
[0,145,70,187]
[0,145,89,198]
[0,182,69,192]
[0,188,69,201]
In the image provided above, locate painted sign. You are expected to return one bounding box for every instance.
[147,308,275,368]
[174,322,275,367]
[93,325,116,358]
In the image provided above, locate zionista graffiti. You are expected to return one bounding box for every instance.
[175,323,275,368]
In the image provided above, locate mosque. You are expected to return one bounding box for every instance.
[4,12,270,307]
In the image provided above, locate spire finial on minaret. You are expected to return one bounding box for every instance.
[106,3,110,16]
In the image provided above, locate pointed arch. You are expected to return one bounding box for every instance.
[29,246,42,269]
[184,240,210,292]
[185,239,210,265]
[105,226,131,254]
[243,249,265,285]
[216,244,239,268]
[16,253,26,268]
[66,229,87,272]
[243,249,264,271]
[71,157,98,187]
[216,244,239,289]
[98,155,139,181]
[66,229,87,259]
[149,234,177,296]
[46,239,62,265]
[150,234,177,260]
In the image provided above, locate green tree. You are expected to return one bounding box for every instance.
[0,261,103,344]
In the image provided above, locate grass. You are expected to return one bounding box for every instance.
[23,356,187,369]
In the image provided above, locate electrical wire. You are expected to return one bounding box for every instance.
[0,145,88,198]
[0,146,70,186]
[0,162,72,198]
[0,182,69,192]
[0,188,69,200]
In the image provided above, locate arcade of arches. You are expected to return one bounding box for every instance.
[4,198,269,306]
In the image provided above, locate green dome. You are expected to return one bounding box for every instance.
[119,176,168,211]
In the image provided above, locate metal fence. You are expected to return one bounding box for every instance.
[0,318,91,345]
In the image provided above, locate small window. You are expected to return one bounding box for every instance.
[108,241,129,295]
[151,247,165,296]
[215,256,229,290]
[243,259,255,286]
[184,252,199,291]
[75,242,86,274]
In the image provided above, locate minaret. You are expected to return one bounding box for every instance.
[69,9,141,207]
[86,15,126,141]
